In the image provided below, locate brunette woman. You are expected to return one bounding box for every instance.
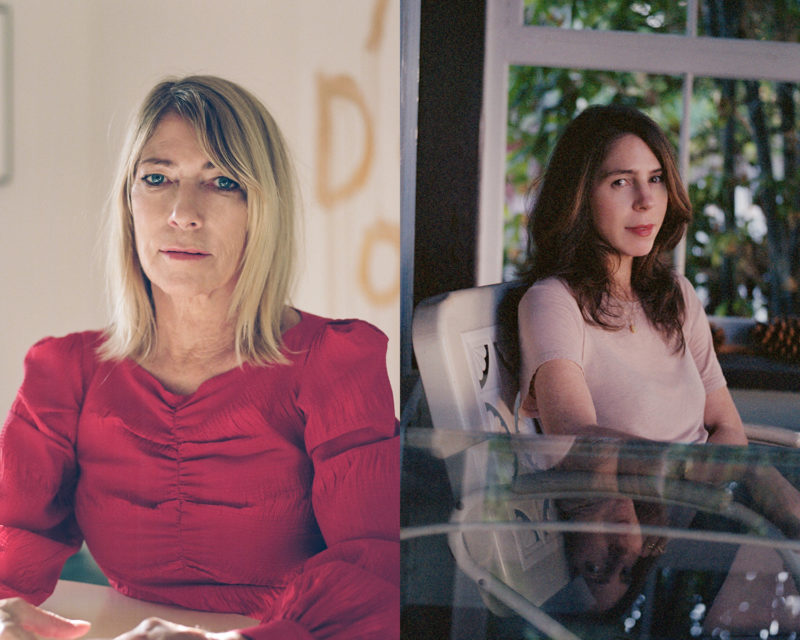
[518,104,746,445]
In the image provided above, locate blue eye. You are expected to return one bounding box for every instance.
[214,176,240,191]
[142,173,166,186]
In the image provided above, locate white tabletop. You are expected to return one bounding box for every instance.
[42,580,258,639]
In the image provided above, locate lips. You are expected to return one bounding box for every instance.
[160,247,210,260]
[626,224,655,237]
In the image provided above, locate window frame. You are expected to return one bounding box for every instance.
[478,0,800,285]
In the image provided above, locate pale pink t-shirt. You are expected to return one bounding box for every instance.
[518,275,727,443]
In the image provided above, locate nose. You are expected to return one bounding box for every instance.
[169,184,202,229]
[634,183,654,211]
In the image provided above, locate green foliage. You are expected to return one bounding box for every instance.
[504,64,683,277]
[522,0,686,33]
[504,2,800,318]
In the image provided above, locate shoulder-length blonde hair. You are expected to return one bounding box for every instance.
[101,75,297,365]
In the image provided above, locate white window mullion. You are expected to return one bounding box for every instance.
[675,0,698,276]
[503,25,800,81]
[674,71,693,276]
[477,0,517,285]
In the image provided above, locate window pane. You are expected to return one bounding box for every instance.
[522,0,687,34]
[697,0,800,42]
[687,77,800,320]
[504,67,800,320]
[522,0,800,42]
[504,66,683,280]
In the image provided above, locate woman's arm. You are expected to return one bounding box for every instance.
[703,386,748,445]
[532,359,609,436]
[0,336,86,604]
[518,279,594,432]
[678,277,744,446]
[234,320,398,640]
[704,384,800,537]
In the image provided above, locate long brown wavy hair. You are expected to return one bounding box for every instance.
[520,105,692,352]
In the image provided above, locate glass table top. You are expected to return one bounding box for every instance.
[402,427,800,639]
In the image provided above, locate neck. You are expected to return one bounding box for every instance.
[608,255,635,300]
[149,288,238,366]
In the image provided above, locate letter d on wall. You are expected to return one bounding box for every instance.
[315,73,374,209]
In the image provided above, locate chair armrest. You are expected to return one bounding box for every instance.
[744,423,800,448]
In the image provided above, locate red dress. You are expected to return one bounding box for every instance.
[0,313,399,640]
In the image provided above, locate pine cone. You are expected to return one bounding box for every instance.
[709,322,726,354]
[752,317,800,364]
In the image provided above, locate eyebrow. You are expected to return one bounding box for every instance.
[598,167,663,179]
[138,157,217,170]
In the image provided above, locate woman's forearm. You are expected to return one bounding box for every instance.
[703,387,748,445]
[744,465,800,539]
[706,421,749,445]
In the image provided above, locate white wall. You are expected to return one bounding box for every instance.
[0,1,100,412]
[0,0,400,411]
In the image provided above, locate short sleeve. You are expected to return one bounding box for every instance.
[517,278,586,413]
[0,334,91,603]
[239,320,399,640]
[679,276,727,395]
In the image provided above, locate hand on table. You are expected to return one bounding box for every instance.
[0,598,90,640]
[112,618,243,640]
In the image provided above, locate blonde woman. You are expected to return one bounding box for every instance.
[0,76,398,640]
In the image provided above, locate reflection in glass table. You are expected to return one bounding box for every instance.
[402,428,800,639]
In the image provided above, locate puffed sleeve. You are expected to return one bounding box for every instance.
[239,320,399,640]
[678,275,727,394]
[518,278,586,416]
[0,334,88,603]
